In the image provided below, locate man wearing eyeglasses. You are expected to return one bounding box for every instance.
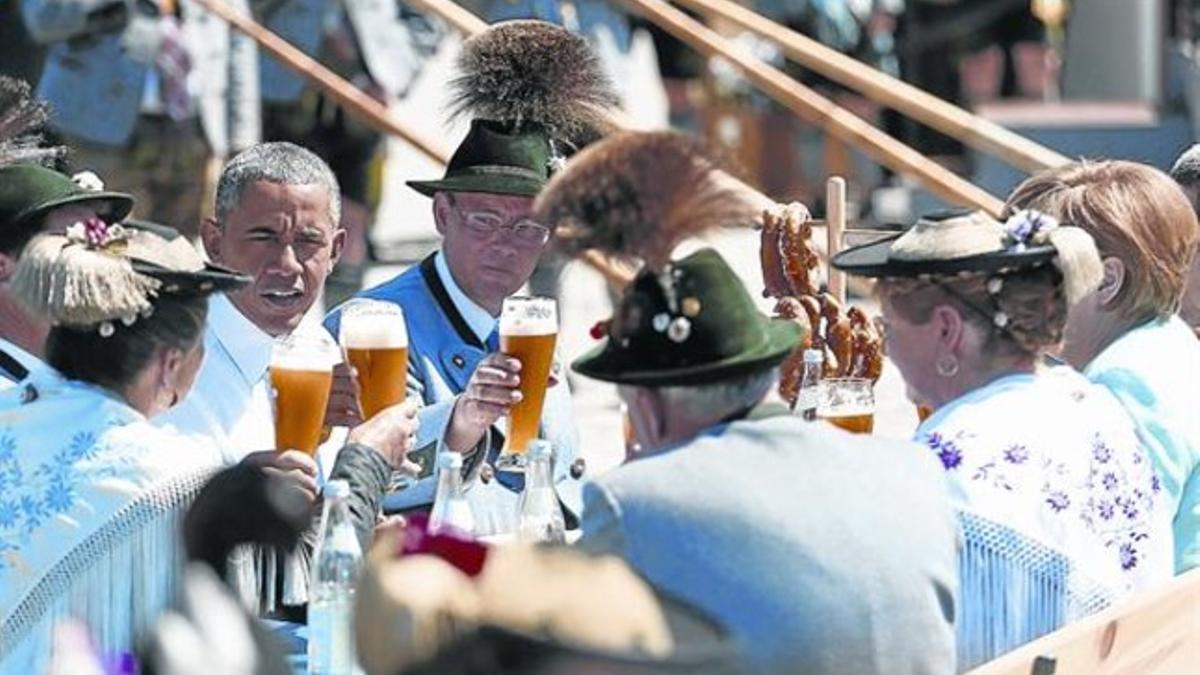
[324,119,583,536]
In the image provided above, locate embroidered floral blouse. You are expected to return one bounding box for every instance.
[916,367,1174,597]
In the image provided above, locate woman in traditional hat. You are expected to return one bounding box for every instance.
[0,220,417,671]
[832,208,1175,666]
[1005,160,1200,575]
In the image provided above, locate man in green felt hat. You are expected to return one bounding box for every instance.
[0,163,134,389]
[323,21,619,532]
[569,247,959,675]
[527,130,958,674]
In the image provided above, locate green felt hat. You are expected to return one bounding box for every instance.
[407,119,552,198]
[573,249,802,387]
[0,164,134,252]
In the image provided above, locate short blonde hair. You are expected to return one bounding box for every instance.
[1004,160,1199,323]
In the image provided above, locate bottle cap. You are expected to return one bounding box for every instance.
[325,479,350,499]
[437,452,464,470]
[803,348,824,364]
[530,439,554,459]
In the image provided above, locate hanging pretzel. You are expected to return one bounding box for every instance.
[761,204,884,403]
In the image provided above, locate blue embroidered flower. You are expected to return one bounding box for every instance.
[1003,445,1029,464]
[1046,491,1070,512]
[1102,472,1119,491]
[1092,442,1113,464]
[44,480,74,513]
[1120,542,1139,570]
[1151,474,1162,493]
[0,434,14,463]
[0,500,18,529]
[1122,500,1139,520]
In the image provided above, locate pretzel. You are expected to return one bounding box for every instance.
[761,202,885,398]
[759,210,791,298]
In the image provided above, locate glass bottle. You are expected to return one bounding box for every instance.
[795,348,824,422]
[308,480,361,675]
[429,452,475,537]
[518,440,566,544]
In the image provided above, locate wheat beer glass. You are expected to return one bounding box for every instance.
[817,378,876,434]
[339,299,409,420]
[271,331,340,455]
[496,296,557,472]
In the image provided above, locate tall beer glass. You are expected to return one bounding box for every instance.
[339,299,409,420]
[817,378,876,435]
[271,331,340,455]
[496,296,557,472]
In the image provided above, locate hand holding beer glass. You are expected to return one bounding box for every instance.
[339,299,410,420]
[496,296,558,472]
[271,331,341,456]
[817,378,876,434]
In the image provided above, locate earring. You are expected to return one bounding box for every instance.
[169,390,180,408]
[935,355,959,378]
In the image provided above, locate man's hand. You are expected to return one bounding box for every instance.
[444,353,524,454]
[324,363,364,429]
[240,450,320,504]
[348,399,420,470]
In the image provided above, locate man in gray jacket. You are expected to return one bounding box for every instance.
[574,248,958,674]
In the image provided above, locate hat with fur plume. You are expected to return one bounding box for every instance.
[407,21,619,198]
[533,131,769,270]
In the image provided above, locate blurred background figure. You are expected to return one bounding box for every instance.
[21,0,260,238]
[254,0,444,305]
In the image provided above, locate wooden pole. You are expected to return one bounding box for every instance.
[192,0,451,164]
[672,0,1069,174]
[618,0,1005,216]
[825,177,847,305]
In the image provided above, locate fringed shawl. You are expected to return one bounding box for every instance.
[0,373,221,671]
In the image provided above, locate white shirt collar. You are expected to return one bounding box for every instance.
[207,294,274,385]
[434,251,497,344]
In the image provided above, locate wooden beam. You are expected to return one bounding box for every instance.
[192,0,451,165]
[671,0,1068,174]
[618,0,1006,216]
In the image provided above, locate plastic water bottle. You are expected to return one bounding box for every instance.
[795,348,824,422]
[518,440,566,544]
[429,453,475,536]
[308,480,361,675]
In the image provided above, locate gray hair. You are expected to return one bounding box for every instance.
[654,368,778,420]
[214,142,342,225]
[1171,144,1200,188]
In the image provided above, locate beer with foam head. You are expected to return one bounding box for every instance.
[498,296,557,466]
[339,300,409,420]
[817,378,876,435]
[271,332,340,455]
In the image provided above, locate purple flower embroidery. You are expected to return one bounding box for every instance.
[1120,542,1139,571]
[1122,500,1139,520]
[1151,474,1162,493]
[1003,445,1029,464]
[1098,500,1115,520]
[1102,472,1119,491]
[1046,491,1070,512]
[1092,442,1113,464]
[924,433,963,470]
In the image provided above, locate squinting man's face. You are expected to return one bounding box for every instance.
[435,191,548,309]
[203,180,344,337]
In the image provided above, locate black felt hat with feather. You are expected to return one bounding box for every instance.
[407,21,619,198]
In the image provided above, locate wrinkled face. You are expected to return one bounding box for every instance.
[204,181,344,337]
[878,297,943,407]
[435,191,548,308]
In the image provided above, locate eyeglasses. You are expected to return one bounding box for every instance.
[459,211,550,247]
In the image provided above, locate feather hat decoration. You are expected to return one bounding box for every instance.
[447,20,620,152]
[0,76,66,168]
[533,131,770,269]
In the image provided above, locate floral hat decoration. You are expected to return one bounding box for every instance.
[11,217,248,336]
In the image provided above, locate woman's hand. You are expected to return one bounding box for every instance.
[240,450,320,504]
